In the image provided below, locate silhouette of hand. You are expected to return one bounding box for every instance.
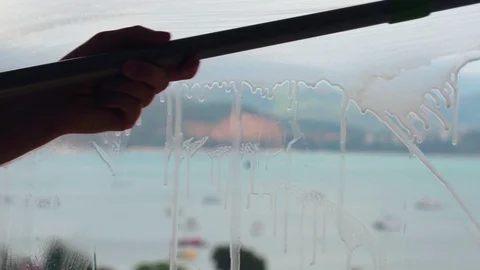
[0,25,199,165]
[58,25,199,134]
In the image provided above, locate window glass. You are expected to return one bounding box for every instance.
[1,1,480,270]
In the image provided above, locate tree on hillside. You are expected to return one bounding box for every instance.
[211,245,266,270]
[0,239,110,270]
[135,261,186,270]
[43,239,94,270]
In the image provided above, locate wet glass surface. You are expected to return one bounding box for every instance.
[1,1,480,270]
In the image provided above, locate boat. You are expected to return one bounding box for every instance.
[178,237,207,248]
[372,215,401,232]
[202,195,220,205]
[415,197,443,211]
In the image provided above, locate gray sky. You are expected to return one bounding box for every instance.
[1,0,480,86]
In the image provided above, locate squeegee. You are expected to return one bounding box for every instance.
[0,0,479,98]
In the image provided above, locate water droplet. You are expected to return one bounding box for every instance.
[261,88,268,99]
[267,89,275,100]
[186,91,193,99]
[423,120,430,130]
[450,73,456,83]
[199,96,205,102]
[226,88,232,93]
[125,129,132,136]
[159,94,166,103]
[115,132,122,137]
[136,118,142,126]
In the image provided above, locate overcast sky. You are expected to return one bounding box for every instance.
[1,0,480,84]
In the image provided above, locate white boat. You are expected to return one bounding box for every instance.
[372,215,401,232]
[202,195,221,205]
[415,197,443,211]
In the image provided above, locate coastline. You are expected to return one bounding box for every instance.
[43,142,480,158]
[123,146,480,158]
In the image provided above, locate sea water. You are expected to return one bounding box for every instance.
[2,151,480,270]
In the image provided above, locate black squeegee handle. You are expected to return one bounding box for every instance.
[0,0,478,98]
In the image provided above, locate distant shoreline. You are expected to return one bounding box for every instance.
[123,146,480,158]
[46,143,480,158]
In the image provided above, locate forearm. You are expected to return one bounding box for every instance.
[0,117,60,166]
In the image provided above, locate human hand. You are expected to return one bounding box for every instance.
[57,25,199,135]
[0,25,199,165]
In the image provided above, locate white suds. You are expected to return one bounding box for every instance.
[210,157,215,184]
[283,187,289,254]
[300,190,385,269]
[299,202,305,270]
[229,82,243,270]
[164,89,174,187]
[342,52,480,232]
[217,158,222,191]
[279,51,480,234]
[168,88,184,270]
[273,191,278,236]
[310,203,318,266]
[90,141,115,176]
[338,95,348,244]
[182,136,209,198]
